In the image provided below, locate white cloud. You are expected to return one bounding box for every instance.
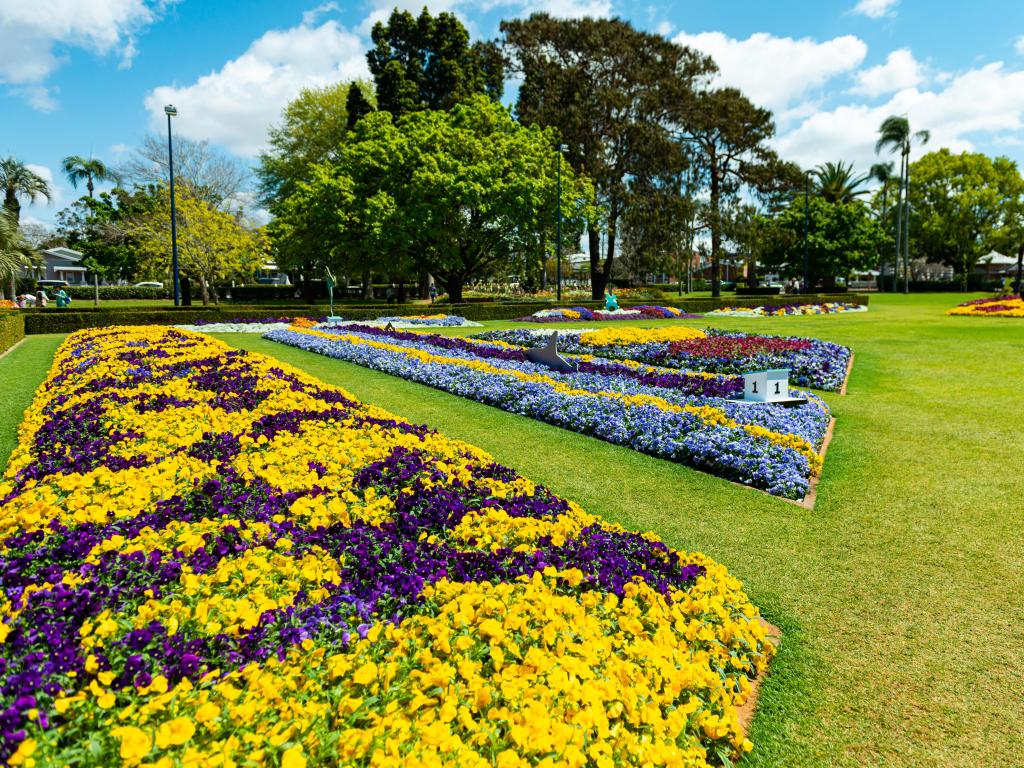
[850,0,899,20]
[0,0,169,108]
[145,16,369,156]
[672,30,867,116]
[9,85,58,112]
[1015,35,1024,55]
[851,48,925,97]
[774,62,1024,171]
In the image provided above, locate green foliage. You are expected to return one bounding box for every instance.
[130,189,266,305]
[60,155,119,198]
[0,311,24,355]
[0,212,36,296]
[814,161,869,203]
[54,188,156,282]
[62,285,166,301]
[502,14,712,298]
[0,157,51,223]
[763,197,884,287]
[345,82,375,129]
[367,8,503,117]
[909,149,1024,287]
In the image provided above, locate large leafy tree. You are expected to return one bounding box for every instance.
[61,155,119,199]
[0,157,51,224]
[907,149,1024,290]
[502,14,712,299]
[762,197,884,289]
[673,87,783,297]
[55,188,157,282]
[875,115,930,292]
[131,189,264,305]
[368,8,503,117]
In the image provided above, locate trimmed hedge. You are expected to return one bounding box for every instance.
[64,285,168,301]
[735,287,781,296]
[18,293,868,335]
[0,312,25,357]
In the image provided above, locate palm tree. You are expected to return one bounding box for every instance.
[61,155,119,198]
[814,161,869,203]
[0,157,52,224]
[875,116,930,293]
[0,212,36,300]
[868,161,895,291]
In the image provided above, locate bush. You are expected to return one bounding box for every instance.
[907,277,1004,292]
[63,285,169,301]
[735,286,781,296]
[0,312,25,356]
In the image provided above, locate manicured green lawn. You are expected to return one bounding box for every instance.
[2,294,1021,766]
[0,335,64,469]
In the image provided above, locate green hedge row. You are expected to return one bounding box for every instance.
[64,285,168,301]
[18,294,867,334]
[0,312,26,357]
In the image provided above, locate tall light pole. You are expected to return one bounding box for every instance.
[165,104,181,307]
[556,144,568,303]
[803,170,812,293]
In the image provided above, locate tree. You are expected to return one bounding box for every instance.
[762,197,884,289]
[875,115,930,292]
[55,188,157,282]
[131,189,264,305]
[0,157,51,224]
[814,161,869,203]
[674,87,783,297]
[368,8,503,117]
[61,155,119,199]
[0,212,37,299]
[345,82,375,129]
[502,14,713,299]
[868,161,896,290]
[906,149,1024,290]
[119,135,250,206]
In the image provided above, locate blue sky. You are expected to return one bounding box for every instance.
[3,0,1024,225]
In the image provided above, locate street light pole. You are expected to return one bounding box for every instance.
[165,104,180,307]
[803,170,811,293]
[556,144,567,303]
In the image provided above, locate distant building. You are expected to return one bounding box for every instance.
[975,251,1018,278]
[22,247,89,284]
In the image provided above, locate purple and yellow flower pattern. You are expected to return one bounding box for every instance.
[265,324,830,498]
[0,326,776,767]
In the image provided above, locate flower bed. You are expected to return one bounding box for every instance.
[0,326,775,766]
[705,302,867,317]
[947,295,1024,317]
[372,314,471,327]
[266,324,831,498]
[516,306,702,322]
[476,327,852,392]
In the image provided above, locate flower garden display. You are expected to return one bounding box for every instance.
[705,302,867,317]
[266,323,831,499]
[0,326,775,766]
[516,306,702,322]
[370,314,472,327]
[947,295,1024,318]
[476,327,853,392]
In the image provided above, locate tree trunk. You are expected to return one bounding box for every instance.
[361,269,372,300]
[710,166,721,298]
[443,274,464,304]
[588,225,602,300]
[903,148,911,294]
[4,190,20,223]
[396,279,406,305]
[87,178,95,198]
[200,277,210,306]
[302,260,316,303]
[1016,242,1024,297]
[418,269,430,300]
[878,186,888,292]
[893,155,904,295]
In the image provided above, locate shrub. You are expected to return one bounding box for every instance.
[63,285,169,301]
[0,312,25,356]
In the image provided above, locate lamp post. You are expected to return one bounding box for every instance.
[802,170,812,293]
[165,104,181,307]
[556,144,568,303]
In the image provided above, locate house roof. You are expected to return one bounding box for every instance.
[41,247,83,263]
[979,250,1018,265]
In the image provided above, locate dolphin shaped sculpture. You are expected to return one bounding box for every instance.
[524,331,578,374]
